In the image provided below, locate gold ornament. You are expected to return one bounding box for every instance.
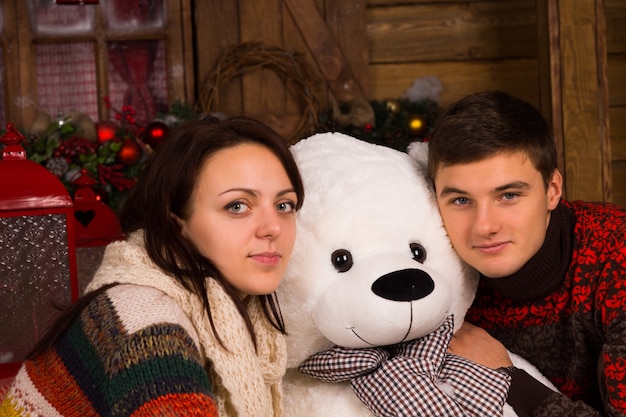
[408,114,427,136]
[386,99,400,113]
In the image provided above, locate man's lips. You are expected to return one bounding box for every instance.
[473,241,509,254]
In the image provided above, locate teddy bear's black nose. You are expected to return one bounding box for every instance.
[371,269,435,301]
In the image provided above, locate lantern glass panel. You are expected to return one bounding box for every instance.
[0,213,73,365]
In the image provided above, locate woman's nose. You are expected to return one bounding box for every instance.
[257,207,282,238]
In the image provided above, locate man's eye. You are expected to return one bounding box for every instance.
[227,202,249,213]
[502,192,518,201]
[453,197,469,205]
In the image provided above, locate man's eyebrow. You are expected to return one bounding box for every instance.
[494,181,531,192]
[438,181,531,198]
[438,186,467,198]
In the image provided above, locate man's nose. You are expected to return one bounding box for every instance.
[473,204,501,236]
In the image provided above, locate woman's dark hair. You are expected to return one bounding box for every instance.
[121,115,304,348]
[30,115,304,357]
[427,90,558,189]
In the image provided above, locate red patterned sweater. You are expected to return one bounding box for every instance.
[467,200,626,417]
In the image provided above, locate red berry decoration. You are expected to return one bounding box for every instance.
[117,138,142,166]
[143,121,170,148]
[96,120,118,143]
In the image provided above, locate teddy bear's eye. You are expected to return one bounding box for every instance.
[331,249,353,272]
[410,243,427,263]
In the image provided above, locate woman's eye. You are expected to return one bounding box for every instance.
[227,201,250,213]
[277,201,296,213]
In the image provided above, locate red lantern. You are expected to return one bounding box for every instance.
[117,138,142,166]
[72,170,124,295]
[0,123,78,383]
[96,120,118,143]
[143,121,170,148]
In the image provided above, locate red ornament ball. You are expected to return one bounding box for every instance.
[143,121,170,148]
[96,120,118,143]
[117,138,142,166]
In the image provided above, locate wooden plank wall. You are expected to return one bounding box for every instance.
[367,0,539,108]
[537,0,611,203]
[606,0,626,206]
[194,0,625,206]
[195,0,368,141]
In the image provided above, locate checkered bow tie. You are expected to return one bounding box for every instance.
[299,315,511,417]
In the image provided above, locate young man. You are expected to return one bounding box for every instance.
[427,90,626,417]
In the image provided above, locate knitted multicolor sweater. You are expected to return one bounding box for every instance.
[0,284,219,416]
[467,200,626,417]
[0,231,287,416]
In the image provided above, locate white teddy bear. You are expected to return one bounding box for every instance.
[278,132,556,417]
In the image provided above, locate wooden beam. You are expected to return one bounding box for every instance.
[283,0,366,103]
[194,0,242,115]
[325,0,368,97]
[536,0,564,178]
[536,0,612,202]
[240,0,285,118]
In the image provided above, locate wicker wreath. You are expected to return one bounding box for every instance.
[199,42,324,144]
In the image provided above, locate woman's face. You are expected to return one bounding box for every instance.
[178,143,299,296]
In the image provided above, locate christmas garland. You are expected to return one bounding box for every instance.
[5,100,198,212]
[2,68,442,213]
[315,98,441,151]
[2,97,439,213]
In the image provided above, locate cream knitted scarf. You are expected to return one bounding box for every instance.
[87,231,286,417]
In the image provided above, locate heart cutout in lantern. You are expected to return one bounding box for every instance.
[75,209,96,227]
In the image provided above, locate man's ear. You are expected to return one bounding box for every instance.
[547,169,563,210]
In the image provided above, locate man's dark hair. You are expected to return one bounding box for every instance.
[427,90,558,188]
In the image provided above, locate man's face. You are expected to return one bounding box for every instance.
[433,151,562,278]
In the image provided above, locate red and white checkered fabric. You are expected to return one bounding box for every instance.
[35,40,167,124]
[36,42,99,121]
[300,315,511,417]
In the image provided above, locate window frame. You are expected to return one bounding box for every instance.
[1,0,193,129]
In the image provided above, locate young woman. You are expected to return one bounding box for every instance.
[0,116,305,417]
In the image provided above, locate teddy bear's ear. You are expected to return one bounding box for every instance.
[407,141,429,173]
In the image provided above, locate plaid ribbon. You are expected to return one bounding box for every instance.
[299,316,511,417]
